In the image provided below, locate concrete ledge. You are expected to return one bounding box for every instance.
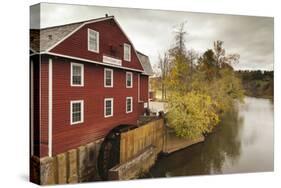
[163,135,205,154]
[108,145,157,180]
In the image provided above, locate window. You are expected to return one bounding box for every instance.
[70,100,84,125]
[144,102,148,108]
[126,72,133,88]
[104,68,113,87]
[71,63,84,86]
[126,97,133,113]
[104,98,113,117]
[124,43,131,61]
[88,29,99,53]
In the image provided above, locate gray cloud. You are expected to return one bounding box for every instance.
[30,3,274,70]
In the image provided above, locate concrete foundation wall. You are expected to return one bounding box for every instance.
[30,139,103,185]
[108,145,157,180]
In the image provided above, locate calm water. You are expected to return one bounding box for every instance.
[148,97,274,177]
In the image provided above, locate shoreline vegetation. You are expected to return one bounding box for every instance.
[236,70,273,99]
[150,22,272,140]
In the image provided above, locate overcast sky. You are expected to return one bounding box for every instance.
[31,3,274,71]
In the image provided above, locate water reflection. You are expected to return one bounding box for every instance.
[147,97,274,177]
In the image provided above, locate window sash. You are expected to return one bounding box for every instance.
[126,72,132,87]
[72,103,81,112]
[126,97,133,113]
[71,63,83,86]
[124,44,131,61]
[105,107,111,116]
[104,69,113,87]
[88,29,99,52]
[72,111,81,123]
[71,101,83,124]
[72,75,81,85]
[104,99,113,117]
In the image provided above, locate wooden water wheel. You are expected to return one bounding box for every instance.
[97,124,137,180]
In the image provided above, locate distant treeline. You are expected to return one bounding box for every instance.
[235,70,273,99]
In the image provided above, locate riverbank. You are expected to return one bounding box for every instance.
[244,94,273,99]
[145,97,273,177]
[163,127,204,154]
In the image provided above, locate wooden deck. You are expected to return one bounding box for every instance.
[163,128,205,154]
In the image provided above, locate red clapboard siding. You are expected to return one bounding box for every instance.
[140,75,149,102]
[47,55,147,155]
[40,56,49,157]
[34,17,151,157]
[50,19,144,71]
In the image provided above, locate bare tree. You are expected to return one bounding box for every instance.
[213,40,240,68]
[187,49,198,66]
[158,52,170,100]
[187,49,199,90]
[170,21,188,56]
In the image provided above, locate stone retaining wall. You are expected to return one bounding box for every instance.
[30,139,103,185]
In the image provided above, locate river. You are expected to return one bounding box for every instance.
[147,97,274,177]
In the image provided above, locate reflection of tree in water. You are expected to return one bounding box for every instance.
[202,106,243,174]
[148,106,244,178]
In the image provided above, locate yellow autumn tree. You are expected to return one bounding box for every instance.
[167,91,219,139]
[162,23,244,139]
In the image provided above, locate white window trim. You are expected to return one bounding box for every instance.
[88,28,99,53]
[71,62,84,87]
[104,68,113,88]
[126,97,133,113]
[70,100,84,125]
[104,98,114,118]
[126,72,133,88]
[138,74,140,102]
[124,43,131,62]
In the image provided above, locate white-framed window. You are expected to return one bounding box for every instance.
[126,72,133,88]
[104,98,113,117]
[144,102,148,108]
[104,68,113,87]
[124,43,131,62]
[71,62,84,86]
[70,100,84,125]
[88,28,99,53]
[126,97,133,113]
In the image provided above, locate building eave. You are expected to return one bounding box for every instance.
[37,51,145,73]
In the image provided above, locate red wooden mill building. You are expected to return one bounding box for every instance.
[30,16,153,158]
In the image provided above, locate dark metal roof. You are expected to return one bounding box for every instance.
[30,16,114,52]
[137,51,154,76]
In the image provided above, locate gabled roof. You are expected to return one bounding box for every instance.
[30,22,82,52]
[137,51,154,76]
[30,16,114,52]
[30,16,153,75]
